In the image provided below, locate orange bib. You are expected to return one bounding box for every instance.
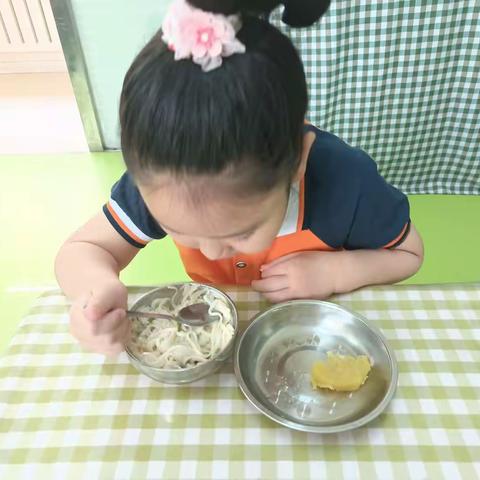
[175,180,336,285]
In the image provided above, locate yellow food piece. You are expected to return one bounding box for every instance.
[311,352,372,392]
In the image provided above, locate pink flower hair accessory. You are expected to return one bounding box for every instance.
[162,0,246,72]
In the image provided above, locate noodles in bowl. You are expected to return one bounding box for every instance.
[126,283,238,383]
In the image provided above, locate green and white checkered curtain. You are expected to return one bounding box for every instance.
[272,1,480,195]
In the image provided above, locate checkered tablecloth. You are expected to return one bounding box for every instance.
[272,1,480,195]
[1,285,479,480]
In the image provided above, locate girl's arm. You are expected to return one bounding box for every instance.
[334,224,424,294]
[253,224,424,302]
[55,212,139,299]
[55,212,140,355]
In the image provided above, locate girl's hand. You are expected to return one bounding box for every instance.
[252,252,339,303]
[69,281,130,356]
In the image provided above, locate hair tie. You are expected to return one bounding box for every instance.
[162,0,246,72]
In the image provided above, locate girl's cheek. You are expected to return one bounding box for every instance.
[169,234,200,249]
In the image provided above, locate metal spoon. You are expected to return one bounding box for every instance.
[127,302,217,327]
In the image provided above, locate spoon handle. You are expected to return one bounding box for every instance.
[126,310,175,321]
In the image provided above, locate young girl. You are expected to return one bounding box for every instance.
[56,0,423,355]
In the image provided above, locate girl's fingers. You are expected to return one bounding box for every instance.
[262,289,292,304]
[252,275,289,293]
[86,308,126,336]
[260,253,300,273]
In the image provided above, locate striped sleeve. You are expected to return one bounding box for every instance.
[103,173,166,248]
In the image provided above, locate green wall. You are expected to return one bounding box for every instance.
[71,0,173,149]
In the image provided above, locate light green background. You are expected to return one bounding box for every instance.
[71,0,172,148]
[2,2,479,352]
[1,153,479,353]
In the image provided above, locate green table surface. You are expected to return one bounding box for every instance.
[1,153,479,353]
[0,284,479,479]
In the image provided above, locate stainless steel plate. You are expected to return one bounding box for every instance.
[234,300,398,433]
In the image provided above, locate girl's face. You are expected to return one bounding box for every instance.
[139,176,289,260]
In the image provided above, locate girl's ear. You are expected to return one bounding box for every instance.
[292,130,316,183]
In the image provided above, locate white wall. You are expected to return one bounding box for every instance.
[0,0,65,73]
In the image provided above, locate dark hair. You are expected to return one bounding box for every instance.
[190,0,331,27]
[120,0,331,193]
